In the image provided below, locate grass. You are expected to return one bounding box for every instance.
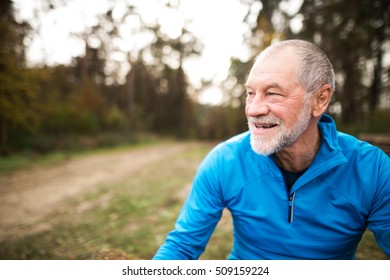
[0,151,70,174]
[0,142,212,260]
[0,135,171,174]
[0,142,386,260]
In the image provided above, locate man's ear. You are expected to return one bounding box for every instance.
[312,85,332,117]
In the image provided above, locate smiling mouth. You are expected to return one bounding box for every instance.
[254,123,278,129]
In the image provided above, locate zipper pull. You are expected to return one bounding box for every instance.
[288,192,296,223]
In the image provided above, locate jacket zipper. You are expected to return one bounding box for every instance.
[288,192,296,223]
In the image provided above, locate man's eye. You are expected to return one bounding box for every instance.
[247,91,255,96]
[268,92,280,96]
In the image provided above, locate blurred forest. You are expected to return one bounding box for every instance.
[0,0,389,155]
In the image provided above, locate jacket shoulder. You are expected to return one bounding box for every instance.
[337,131,388,159]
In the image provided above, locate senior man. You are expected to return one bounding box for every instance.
[153,39,390,260]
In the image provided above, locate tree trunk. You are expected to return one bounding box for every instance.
[341,61,357,124]
[0,117,8,155]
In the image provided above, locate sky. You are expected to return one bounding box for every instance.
[12,0,302,105]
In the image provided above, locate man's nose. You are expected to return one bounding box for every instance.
[246,94,270,117]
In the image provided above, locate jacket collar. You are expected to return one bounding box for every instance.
[250,114,348,189]
[317,114,342,152]
[291,114,348,192]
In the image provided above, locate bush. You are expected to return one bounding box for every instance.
[43,104,100,135]
[368,109,390,133]
[102,106,127,131]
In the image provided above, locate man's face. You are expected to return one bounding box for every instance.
[245,49,313,156]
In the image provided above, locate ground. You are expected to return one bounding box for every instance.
[0,142,196,242]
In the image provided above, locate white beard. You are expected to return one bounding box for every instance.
[248,100,312,156]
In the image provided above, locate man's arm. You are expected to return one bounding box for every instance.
[153,147,225,259]
[367,151,390,258]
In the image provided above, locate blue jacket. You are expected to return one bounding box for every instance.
[153,115,390,259]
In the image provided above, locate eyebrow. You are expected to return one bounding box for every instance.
[245,82,284,91]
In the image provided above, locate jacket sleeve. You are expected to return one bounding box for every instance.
[367,150,390,259]
[153,147,225,259]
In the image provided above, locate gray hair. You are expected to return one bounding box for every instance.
[257,39,335,97]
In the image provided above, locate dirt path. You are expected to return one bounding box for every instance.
[0,142,198,241]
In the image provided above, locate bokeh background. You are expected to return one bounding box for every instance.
[0,0,388,260]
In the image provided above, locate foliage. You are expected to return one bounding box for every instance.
[102,105,127,130]
[294,0,389,125]
[2,0,389,156]
[368,109,390,133]
[195,104,247,140]
[333,108,390,136]
[1,0,205,154]
[0,0,40,154]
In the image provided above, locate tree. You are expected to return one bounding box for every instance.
[292,0,390,125]
[124,1,202,138]
[0,0,40,154]
[3,0,206,153]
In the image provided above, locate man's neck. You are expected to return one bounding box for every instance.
[274,123,321,172]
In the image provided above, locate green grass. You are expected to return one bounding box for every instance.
[0,142,386,260]
[0,135,171,174]
[0,151,70,174]
[0,142,212,260]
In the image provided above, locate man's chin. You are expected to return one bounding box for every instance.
[249,135,279,156]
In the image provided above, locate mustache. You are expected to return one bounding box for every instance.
[247,115,283,125]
